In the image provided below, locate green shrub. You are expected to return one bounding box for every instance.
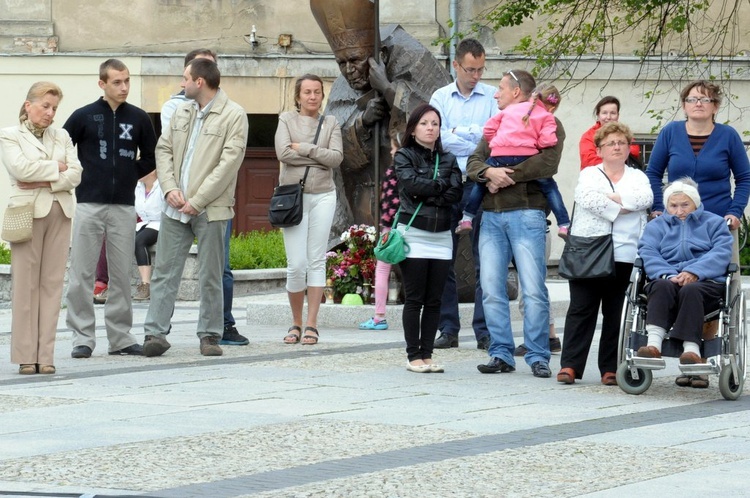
[0,244,9,264]
[229,229,286,270]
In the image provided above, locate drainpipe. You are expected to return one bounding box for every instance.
[449,0,457,78]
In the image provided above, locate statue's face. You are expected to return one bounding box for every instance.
[336,48,371,91]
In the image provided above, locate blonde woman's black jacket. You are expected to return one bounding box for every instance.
[394,143,463,232]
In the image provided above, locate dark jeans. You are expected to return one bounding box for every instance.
[537,177,570,227]
[561,262,632,378]
[401,257,451,361]
[223,219,234,328]
[439,179,489,341]
[463,156,527,217]
[134,227,158,266]
[645,279,724,344]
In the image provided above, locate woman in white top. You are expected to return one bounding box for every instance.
[133,170,163,300]
[557,122,652,386]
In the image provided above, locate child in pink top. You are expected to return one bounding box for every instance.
[457,84,570,238]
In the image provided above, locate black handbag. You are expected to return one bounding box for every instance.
[268,116,324,228]
[558,168,616,280]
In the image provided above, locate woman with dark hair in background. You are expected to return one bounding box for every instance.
[394,103,462,373]
[579,96,642,170]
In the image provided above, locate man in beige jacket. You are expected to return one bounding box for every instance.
[142,58,248,357]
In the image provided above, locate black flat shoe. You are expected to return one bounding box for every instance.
[71,345,92,359]
[434,333,458,349]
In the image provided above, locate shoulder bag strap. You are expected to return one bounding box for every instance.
[569,166,617,234]
[300,116,325,190]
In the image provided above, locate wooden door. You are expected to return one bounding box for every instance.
[234,147,279,234]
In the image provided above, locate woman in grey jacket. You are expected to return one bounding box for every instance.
[275,74,343,345]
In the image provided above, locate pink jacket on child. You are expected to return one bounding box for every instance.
[483,99,558,157]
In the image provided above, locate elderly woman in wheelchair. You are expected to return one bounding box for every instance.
[618,178,746,399]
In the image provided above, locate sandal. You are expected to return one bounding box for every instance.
[301,326,319,345]
[283,326,302,344]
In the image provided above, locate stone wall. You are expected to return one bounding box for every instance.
[0,245,286,303]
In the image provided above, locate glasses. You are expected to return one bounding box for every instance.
[507,70,519,82]
[684,97,715,104]
[459,63,485,76]
[600,140,628,148]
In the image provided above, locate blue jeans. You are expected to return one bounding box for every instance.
[438,179,489,341]
[537,178,570,227]
[223,219,234,328]
[479,210,550,367]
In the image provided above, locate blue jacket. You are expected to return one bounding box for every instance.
[638,204,733,281]
[646,121,750,219]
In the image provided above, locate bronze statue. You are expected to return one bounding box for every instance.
[310,0,451,233]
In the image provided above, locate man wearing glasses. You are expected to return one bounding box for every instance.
[467,69,565,378]
[430,38,498,351]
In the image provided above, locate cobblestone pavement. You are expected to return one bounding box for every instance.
[0,289,749,498]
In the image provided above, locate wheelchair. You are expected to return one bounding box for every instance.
[616,258,746,400]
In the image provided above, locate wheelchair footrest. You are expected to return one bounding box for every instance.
[630,357,667,370]
[678,363,719,376]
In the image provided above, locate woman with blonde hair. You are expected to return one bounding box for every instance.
[0,81,82,374]
[275,74,343,345]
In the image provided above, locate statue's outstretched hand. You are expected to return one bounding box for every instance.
[367,57,391,94]
[362,96,386,127]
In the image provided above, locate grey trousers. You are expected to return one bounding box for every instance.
[66,203,138,352]
[144,213,226,339]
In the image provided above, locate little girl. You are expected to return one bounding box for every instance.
[456,84,571,238]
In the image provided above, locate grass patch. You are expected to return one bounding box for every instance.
[229,229,286,270]
[0,244,9,264]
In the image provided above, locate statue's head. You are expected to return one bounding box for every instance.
[310,0,376,91]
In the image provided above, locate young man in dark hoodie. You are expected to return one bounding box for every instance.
[64,58,157,359]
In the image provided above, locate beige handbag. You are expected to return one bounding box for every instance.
[2,204,34,243]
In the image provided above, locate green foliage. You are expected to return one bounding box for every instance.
[229,229,286,270]
[0,244,9,265]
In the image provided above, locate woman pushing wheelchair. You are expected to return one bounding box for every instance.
[636,178,733,387]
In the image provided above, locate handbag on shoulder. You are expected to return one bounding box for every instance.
[268,116,324,228]
[558,168,616,280]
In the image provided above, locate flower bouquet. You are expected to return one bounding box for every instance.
[326,224,377,301]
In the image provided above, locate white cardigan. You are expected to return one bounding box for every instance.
[571,165,653,263]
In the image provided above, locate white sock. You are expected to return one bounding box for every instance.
[460,215,473,223]
[645,325,666,351]
[683,341,701,356]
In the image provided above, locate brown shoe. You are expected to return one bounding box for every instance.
[38,364,56,375]
[601,372,617,386]
[636,345,662,358]
[18,364,36,375]
[133,282,150,301]
[199,335,223,356]
[679,351,703,364]
[556,367,576,384]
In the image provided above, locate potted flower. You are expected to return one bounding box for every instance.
[326,224,377,303]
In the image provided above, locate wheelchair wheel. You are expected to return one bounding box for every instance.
[616,361,652,395]
[720,292,746,401]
